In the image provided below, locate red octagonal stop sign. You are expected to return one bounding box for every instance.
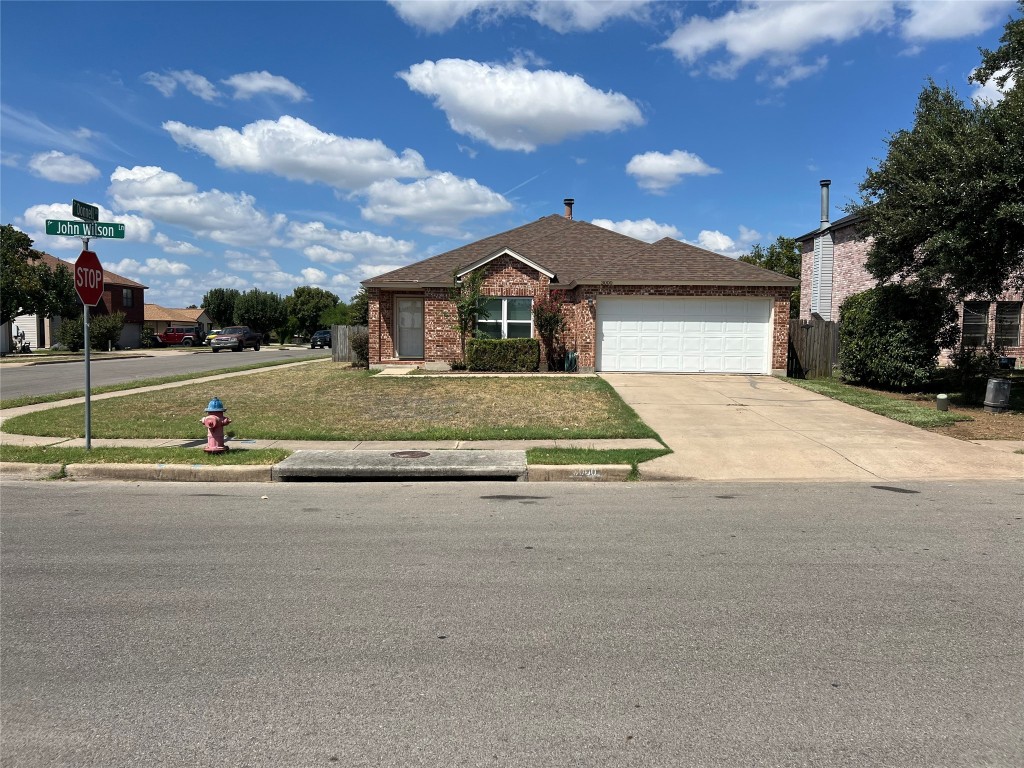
[75,250,104,306]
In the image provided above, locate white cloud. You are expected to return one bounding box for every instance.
[142,70,220,101]
[399,58,644,151]
[226,252,280,273]
[1,105,96,155]
[355,262,410,280]
[221,71,309,102]
[360,172,513,236]
[153,232,203,255]
[286,221,415,262]
[107,257,190,277]
[109,165,286,247]
[690,225,761,258]
[164,116,429,190]
[591,217,681,242]
[626,150,720,193]
[301,267,328,284]
[389,0,651,33]
[27,151,100,183]
[901,0,1013,40]
[18,202,155,249]
[767,55,829,88]
[971,67,1015,104]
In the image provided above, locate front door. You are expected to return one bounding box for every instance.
[396,298,424,358]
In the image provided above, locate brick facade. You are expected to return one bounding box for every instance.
[369,255,791,372]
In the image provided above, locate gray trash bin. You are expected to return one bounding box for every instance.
[983,378,1011,413]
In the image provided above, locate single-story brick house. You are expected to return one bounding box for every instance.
[797,180,1023,360]
[362,200,798,374]
[144,304,214,335]
[2,252,147,352]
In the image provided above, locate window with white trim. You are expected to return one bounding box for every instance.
[477,297,533,339]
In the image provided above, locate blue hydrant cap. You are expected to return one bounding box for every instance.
[206,397,226,412]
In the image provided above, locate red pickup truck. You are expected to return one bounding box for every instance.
[154,326,203,347]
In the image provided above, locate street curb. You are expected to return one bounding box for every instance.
[63,463,274,483]
[0,462,63,480]
[527,464,632,482]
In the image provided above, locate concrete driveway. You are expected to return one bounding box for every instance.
[602,374,1024,482]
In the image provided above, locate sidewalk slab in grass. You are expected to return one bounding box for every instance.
[0,462,63,480]
[272,449,527,481]
[374,366,418,376]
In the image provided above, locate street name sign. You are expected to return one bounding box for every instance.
[72,199,99,221]
[75,250,104,306]
[46,220,126,239]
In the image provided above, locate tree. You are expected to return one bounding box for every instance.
[450,269,490,362]
[533,291,567,368]
[201,288,241,327]
[853,4,1023,300]
[739,236,801,317]
[348,287,370,326]
[319,301,351,328]
[1,224,77,327]
[233,288,286,338]
[285,286,339,337]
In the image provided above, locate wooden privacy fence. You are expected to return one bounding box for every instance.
[788,318,839,379]
[331,325,367,363]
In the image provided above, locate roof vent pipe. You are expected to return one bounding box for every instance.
[819,180,831,230]
[564,198,574,220]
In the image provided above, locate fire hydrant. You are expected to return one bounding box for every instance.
[201,397,231,453]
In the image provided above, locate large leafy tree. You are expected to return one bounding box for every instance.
[286,286,339,337]
[233,288,286,337]
[1,224,77,326]
[853,5,1023,300]
[201,288,241,327]
[347,287,370,326]
[740,236,801,317]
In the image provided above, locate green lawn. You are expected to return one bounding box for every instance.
[3,367,659,442]
[0,445,289,466]
[788,377,974,428]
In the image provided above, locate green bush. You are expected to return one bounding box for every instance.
[349,327,369,366]
[57,315,83,351]
[838,284,958,390]
[90,312,125,350]
[467,338,540,372]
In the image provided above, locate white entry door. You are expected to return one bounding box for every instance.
[396,298,424,358]
[598,297,771,374]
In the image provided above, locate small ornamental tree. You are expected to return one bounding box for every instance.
[451,269,490,362]
[533,291,567,369]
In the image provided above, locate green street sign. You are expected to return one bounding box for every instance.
[45,219,125,239]
[72,199,99,222]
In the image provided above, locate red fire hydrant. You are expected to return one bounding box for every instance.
[201,397,231,453]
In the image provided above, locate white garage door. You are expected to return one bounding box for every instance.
[598,297,772,374]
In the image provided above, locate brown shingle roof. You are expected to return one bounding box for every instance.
[364,215,797,288]
[36,252,148,289]
[144,304,207,323]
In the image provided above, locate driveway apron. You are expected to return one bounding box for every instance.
[601,374,1024,482]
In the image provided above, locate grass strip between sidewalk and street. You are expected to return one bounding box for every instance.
[0,358,318,410]
[788,377,973,428]
[526,447,671,480]
[3,368,659,442]
[0,445,290,467]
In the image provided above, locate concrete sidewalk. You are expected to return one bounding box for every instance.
[601,374,1023,482]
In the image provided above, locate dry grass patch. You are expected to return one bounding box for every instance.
[4,367,657,441]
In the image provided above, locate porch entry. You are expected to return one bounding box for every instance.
[396,298,424,358]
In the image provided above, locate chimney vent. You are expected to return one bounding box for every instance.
[563,198,574,220]
[819,180,831,230]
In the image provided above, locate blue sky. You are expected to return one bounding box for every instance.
[1,1,1016,307]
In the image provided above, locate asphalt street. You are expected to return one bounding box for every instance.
[0,347,329,399]
[2,480,1022,767]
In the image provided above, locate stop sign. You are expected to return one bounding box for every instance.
[75,250,104,306]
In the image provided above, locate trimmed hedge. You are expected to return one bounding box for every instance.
[467,338,540,372]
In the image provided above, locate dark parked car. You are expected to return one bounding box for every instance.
[210,326,261,352]
[310,329,332,348]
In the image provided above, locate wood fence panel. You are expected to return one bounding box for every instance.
[788,318,839,379]
[331,325,366,363]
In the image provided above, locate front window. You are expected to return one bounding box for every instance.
[995,302,1022,347]
[962,301,990,347]
[121,288,134,308]
[477,297,533,339]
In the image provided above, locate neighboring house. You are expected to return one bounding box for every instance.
[2,252,147,350]
[362,200,798,374]
[797,180,1023,360]
[144,305,214,335]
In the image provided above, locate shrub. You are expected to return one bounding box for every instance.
[349,327,369,367]
[838,284,958,390]
[533,292,567,369]
[140,326,157,348]
[948,343,1000,403]
[89,312,125,350]
[57,316,83,352]
[467,338,540,372]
